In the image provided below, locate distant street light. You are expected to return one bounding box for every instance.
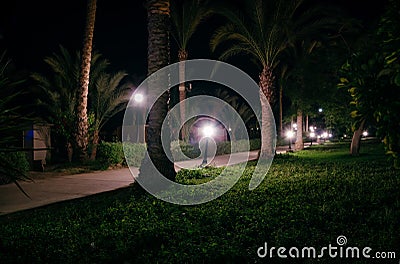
[134,93,144,103]
[201,125,215,166]
[286,130,294,151]
[362,131,368,137]
[318,108,323,113]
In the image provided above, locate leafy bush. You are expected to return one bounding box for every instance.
[0,151,30,184]
[249,138,260,150]
[123,142,146,167]
[97,142,124,166]
[170,140,201,161]
[97,142,145,168]
[218,138,261,155]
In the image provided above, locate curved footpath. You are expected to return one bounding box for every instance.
[0,147,290,215]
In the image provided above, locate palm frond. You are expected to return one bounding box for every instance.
[171,0,215,51]
[90,71,129,131]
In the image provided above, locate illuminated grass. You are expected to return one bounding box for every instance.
[0,142,398,263]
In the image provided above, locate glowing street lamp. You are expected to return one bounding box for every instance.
[134,93,144,103]
[286,130,294,150]
[201,125,215,166]
[362,131,368,137]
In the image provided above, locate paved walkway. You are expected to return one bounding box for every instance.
[0,148,291,215]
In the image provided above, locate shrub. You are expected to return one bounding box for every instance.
[97,142,146,168]
[0,151,30,185]
[97,142,124,166]
[170,141,201,161]
[249,138,260,150]
[123,142,146,167]
[171,139,261,161]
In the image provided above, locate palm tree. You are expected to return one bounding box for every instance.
[287,40,321,151]
[277,64,288,138]
[214,88,254,141]
[76,0,97,161]
[170,0,214,139]
[32,46,108,161]
[89,71,130,160]
[139,0,176,180]
[212,0,340,155]
[211,0,308,158]
[32,47,80,161]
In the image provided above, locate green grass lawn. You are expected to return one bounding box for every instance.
[0,141,399,263]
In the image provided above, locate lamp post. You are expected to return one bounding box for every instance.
[310,132,315,146]
[133,93,145,143]
[286,130,294,151]
[201,125,215,166]
[309,126,315,146]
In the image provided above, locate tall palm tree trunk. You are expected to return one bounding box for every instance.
[259,66,275,158]
[76,0,97,161]
[178,49,188,140]
[295,109,304,150]
[139,0,176,180]
[279,83,283,138]
[350,119,365,156]
[90,129,99,161]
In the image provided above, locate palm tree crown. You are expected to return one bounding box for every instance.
[211,0,337,157]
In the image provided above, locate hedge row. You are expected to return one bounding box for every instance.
[97,142,146,168]
[171,139,260,161]
[97,139,261,167]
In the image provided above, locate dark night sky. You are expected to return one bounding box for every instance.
[0,0,387,80]
[0,0,148,77]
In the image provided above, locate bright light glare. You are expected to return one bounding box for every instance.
[202,125,215,138]
[363,131,368,137]
[318,108,323,113]
[310,132,315,138]
[134,93,144,103]
[309,126,314,132]
[286,130,294,138]
[322,132,328,138]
